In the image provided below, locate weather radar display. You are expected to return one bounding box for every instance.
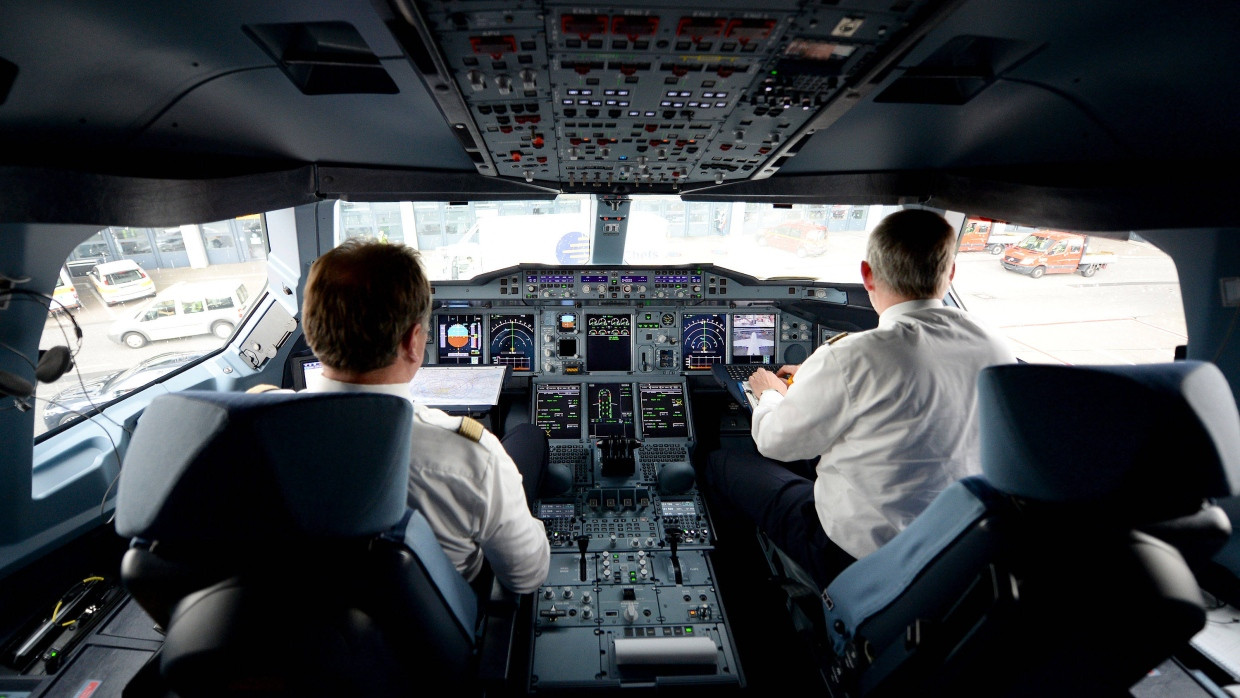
[489,314,536,371]
[682,314,727,370]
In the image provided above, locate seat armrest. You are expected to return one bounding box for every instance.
[475,577,522,688]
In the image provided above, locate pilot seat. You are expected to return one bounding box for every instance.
[114,390,514,697]
[769,361,1240,697]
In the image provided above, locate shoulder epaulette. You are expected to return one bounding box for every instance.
[456,416,485,442]
[827,332,850,346]
[246,384,282,394]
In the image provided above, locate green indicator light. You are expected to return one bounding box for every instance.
[685,627,693,633]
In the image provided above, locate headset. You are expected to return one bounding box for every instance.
[0,288,82,401]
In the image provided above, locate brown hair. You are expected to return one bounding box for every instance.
[865,209,957,298]
[302,239,431,374]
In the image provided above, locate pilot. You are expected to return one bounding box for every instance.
[705,209,1016,588]
[299,239,555,594]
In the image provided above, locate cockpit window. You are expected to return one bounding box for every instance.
[952,223,1185,365]
[334,198,595,280]
[624,198,859,279]
[34,216,270,440]
[326,197,1184,368]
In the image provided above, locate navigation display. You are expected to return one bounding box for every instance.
[535,383,582,439]
[588,382,635,438]
[489,313,536,371]
[586,314,632,372]
[437,314,483,364]
[732,313,777,364]
[682,313,727,370]
[411,365,507,407]
[639,383,689,438]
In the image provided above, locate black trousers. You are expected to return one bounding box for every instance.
[703,449,855,589]
[501,422,551,510]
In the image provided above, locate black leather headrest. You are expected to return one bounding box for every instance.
[979,361,1240,522]
[116,390,413,541]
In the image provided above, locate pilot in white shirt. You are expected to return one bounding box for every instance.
[706,209,1016,587]
[297,239,552,594]
[750,300,1015,559]
[304,374,549,592]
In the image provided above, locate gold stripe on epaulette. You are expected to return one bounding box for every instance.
[826,332,850,346]
[457,416,485,442]
[245,384,281,394]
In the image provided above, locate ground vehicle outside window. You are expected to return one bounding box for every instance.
[105,281,250,348]
[957,218,1029,254]
[1000,232,1115,278]
[51,267,80,312]
[756,221,829,257]
[87,260,155,304]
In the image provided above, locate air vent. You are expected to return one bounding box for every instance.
[875,35,1040,105]
[245,22,398,95]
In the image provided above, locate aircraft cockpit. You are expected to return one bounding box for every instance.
[4,0,1240,695]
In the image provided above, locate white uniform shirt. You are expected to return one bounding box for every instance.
[307,375,550,593]
[750,299,1016,559]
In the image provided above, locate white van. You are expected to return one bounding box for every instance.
[106,281,250,348]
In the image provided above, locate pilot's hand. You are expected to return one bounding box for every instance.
[775,364,800,380]
[749,368,789,398]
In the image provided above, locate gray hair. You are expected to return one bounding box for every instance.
[865,209,957,298]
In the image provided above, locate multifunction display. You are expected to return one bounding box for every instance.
[639,383,689,439]
[588,382,635,438]
[586,314,632,372]
[437,314,483,364]
[535,384,582,440]
[732,313,777,364]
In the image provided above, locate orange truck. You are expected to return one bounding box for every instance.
[957,217,1028,254]
[1000,231,1114,278]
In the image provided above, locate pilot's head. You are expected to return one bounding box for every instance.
[863,209,956,304]
[303,239,431,376]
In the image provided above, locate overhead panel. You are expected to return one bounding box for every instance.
[407,0,942,193]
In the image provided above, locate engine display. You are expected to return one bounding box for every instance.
[586,314,633,372]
